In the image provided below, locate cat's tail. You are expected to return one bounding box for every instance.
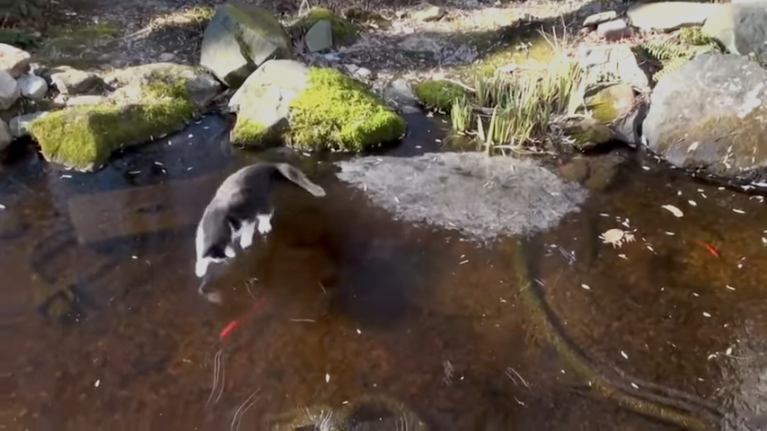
[274,163,326,197]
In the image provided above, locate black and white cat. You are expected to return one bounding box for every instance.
[194,162,326,278]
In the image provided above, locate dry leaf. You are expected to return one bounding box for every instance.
[661,205,684,218]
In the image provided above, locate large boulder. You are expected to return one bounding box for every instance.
[229,60,406,151]
[577,45,649,91]
[104,63,222,108]
[200,1,293,88]
[0,43,31,78]
[702,1,767,62]
[28,63,220,172]
[0,70,19,110]
[642,53,767,180]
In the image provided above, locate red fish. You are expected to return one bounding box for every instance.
[219,297,268,339]
[219,319,240,338]
[696,240,719,257]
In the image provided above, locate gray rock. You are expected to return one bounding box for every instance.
[50,66,104,95]
[200,2,293,88]
[703,1,767,62]
[627,2,720,31]
[0,70,20,110]
[583,11,617,27]
[0,44,30,78]
[577,45,649,91]
[597,19,633,41]
[355,67,372,78]
[17,74,48,100]
[413,4,446,22]
[305,20,333,53]
[612,101,648,147]
[9,112,48,138]
[67,95,108,106]
[0,119,11,152]
[228,59,310,145]
[642,53,767,179]
[335,152,587,242]
[384,78,419,113]
[159,53,176,62]
[104,63,222,108]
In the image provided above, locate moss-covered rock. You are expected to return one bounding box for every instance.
[230,117,274,146]
[582,82,635,123]
[559,116,615,151]
[288,67,405,151]
[229,60,405,151]
[200,1,293,88]
[28,67,212,171]
[295,7,357,46]
[412,80,466,112]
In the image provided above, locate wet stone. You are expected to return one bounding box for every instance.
[583,11,617,27]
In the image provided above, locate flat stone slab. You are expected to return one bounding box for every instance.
[627,2,720,31]
[67,174,221,245]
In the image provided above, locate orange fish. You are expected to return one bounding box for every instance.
[696,240,719,257]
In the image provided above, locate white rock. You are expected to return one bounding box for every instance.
[356,67,372,78]
[10,112,48,138]
[17,74,48,100]
[159,53,176,62]
[0,44,31,78]
[0,119,11,152]
[0,70,19,110]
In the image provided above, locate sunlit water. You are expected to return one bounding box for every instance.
[4,115,767,430]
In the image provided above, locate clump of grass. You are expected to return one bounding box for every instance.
[450,30,583,153]
[450,96,471,133]
[413,80,466,112]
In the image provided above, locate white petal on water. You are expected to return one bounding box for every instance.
[94,379,100,387]
[726,285,736,291]
[661,205,684,217]
[733,208,746,214]
[618,254,628,259]
[726,347,733,355]
[620,351,628,359]
[581,284,591,290]
[762,238,767,244]
[630,383,639,389]
[356,329,361,334]
[688,200,697,206]
[326,374,330,383]
[703,312,712,317]
[665,232,675,236]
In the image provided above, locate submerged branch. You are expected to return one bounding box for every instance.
[508,240,724,430]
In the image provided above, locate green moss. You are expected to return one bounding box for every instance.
[29,78,197,171]
[413,80,466,112]
[46,22,120,50]
[230,117,277,147]
[455,27,555,78]
[288,67,406,152]
[296,7,357,46]
[585,92,618,123]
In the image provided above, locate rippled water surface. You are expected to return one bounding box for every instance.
[5,115,767,430]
